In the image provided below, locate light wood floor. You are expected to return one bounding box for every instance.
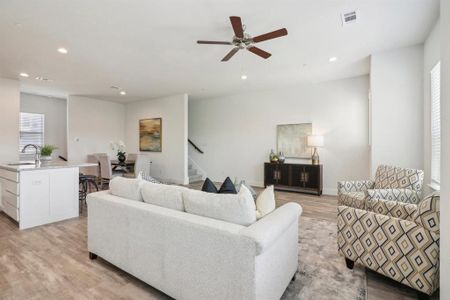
[0,185,432,299]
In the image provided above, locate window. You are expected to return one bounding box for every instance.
[19,112,45,153]
[430,62,441,184]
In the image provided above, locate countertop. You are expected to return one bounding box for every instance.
[0,161,98,172]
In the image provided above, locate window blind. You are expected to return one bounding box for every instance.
[19,112,45,153]
[430,62,440,184]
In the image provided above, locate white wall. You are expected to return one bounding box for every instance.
[370,45,424,175]
[20,93,68,158]
[189,76,370,194]
[0,78,20,162]
[67,96,125,163]
[125,94,188,184]
[423,20,440,192]
[440,0,449,296]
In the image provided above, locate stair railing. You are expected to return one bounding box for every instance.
[188,139,204,154]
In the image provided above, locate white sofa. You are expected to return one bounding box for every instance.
[87,182,302,300]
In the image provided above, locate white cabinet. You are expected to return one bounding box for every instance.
[0,169,20,221]
[49,168,78,222]
[20,171,50,229]
[0,166,79,230]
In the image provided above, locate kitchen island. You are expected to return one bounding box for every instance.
[0,161,97,230]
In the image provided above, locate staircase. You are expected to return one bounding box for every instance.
[188,163,203,183]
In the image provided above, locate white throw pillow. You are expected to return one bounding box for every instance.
[141,181,186,211]
[183,186,256,226]
[109,177,144,202]
[256,185,276,219]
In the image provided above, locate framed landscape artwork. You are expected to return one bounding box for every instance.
[277,123,312,158]
[139,118,162,152]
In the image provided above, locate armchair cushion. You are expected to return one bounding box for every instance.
[368,198,417,221]
[415,193,440,233]
[337,180,375,193]
[367,188,421,204]
[337,180,374,209]
[338,191,366,209]
[374,165,424,192]
[338,206,440,295]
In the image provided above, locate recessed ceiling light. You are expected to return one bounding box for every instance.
[35,76,52,81]
[241,75,247,80]
[329,57,337,62]
[57,48,68,54]
[120,91,126,95]
[19,72,29,78]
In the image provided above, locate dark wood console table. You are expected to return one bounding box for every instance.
[264,162,323,196]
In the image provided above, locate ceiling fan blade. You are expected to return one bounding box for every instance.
[221,47,240,62]
[230,16,244,38]
[252,28,288,43]
[247,46,271,59]
[197,40,232,45]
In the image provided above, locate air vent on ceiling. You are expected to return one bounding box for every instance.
[341,11,357,26]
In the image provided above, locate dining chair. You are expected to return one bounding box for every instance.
[96,154,123,189]
[124,154,151,178]
[127,153,137,162]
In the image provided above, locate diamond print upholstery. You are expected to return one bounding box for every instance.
[338,165,424,210]
[374,165,424,192]
[339,191,366,209]
[367,188,421,204]
[368,198,418,221]
[337,180,374,209]
[337,195,440,295]
[415,193,440,233]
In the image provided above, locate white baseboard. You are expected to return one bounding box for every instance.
[322,188,337,196]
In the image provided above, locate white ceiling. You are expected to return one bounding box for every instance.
[0,0,439,102]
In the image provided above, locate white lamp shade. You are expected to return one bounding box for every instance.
[307,135,324,147]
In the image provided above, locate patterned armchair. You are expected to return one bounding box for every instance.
[337,193,440,298]
[338,165,425,210]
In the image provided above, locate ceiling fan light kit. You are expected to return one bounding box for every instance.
[197,16,288,62]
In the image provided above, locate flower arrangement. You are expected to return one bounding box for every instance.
[111,141,126,162]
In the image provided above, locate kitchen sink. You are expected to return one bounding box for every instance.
[7,162,36,166]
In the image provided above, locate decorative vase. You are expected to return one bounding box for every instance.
[278,152,285,164]
[118,153,126,163]
[40,155,52,161]
[269,149,275,162]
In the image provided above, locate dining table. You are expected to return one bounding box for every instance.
[111,160,135,173]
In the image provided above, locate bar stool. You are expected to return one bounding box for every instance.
[79,173,99,213]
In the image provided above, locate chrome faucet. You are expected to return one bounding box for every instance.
[21,144,40,164]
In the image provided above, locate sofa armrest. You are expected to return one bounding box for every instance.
[240,203,302,255]
[337,180,374,194]
[367,198,418,221]
[367,188,421,204]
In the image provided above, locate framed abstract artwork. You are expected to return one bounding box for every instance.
[139,118,162,152]
[277,123,312,158]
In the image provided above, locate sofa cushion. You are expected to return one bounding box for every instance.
[218,177,237,194]
[141,182,186,211]
[201,178,218,193]
[237,180,257,200]
[109,176,144,201]
[183,184,256,226]
[256,185,276,219]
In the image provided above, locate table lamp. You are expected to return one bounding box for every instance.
[307,135,324,165]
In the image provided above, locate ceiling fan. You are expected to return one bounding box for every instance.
[197,16,288,62]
